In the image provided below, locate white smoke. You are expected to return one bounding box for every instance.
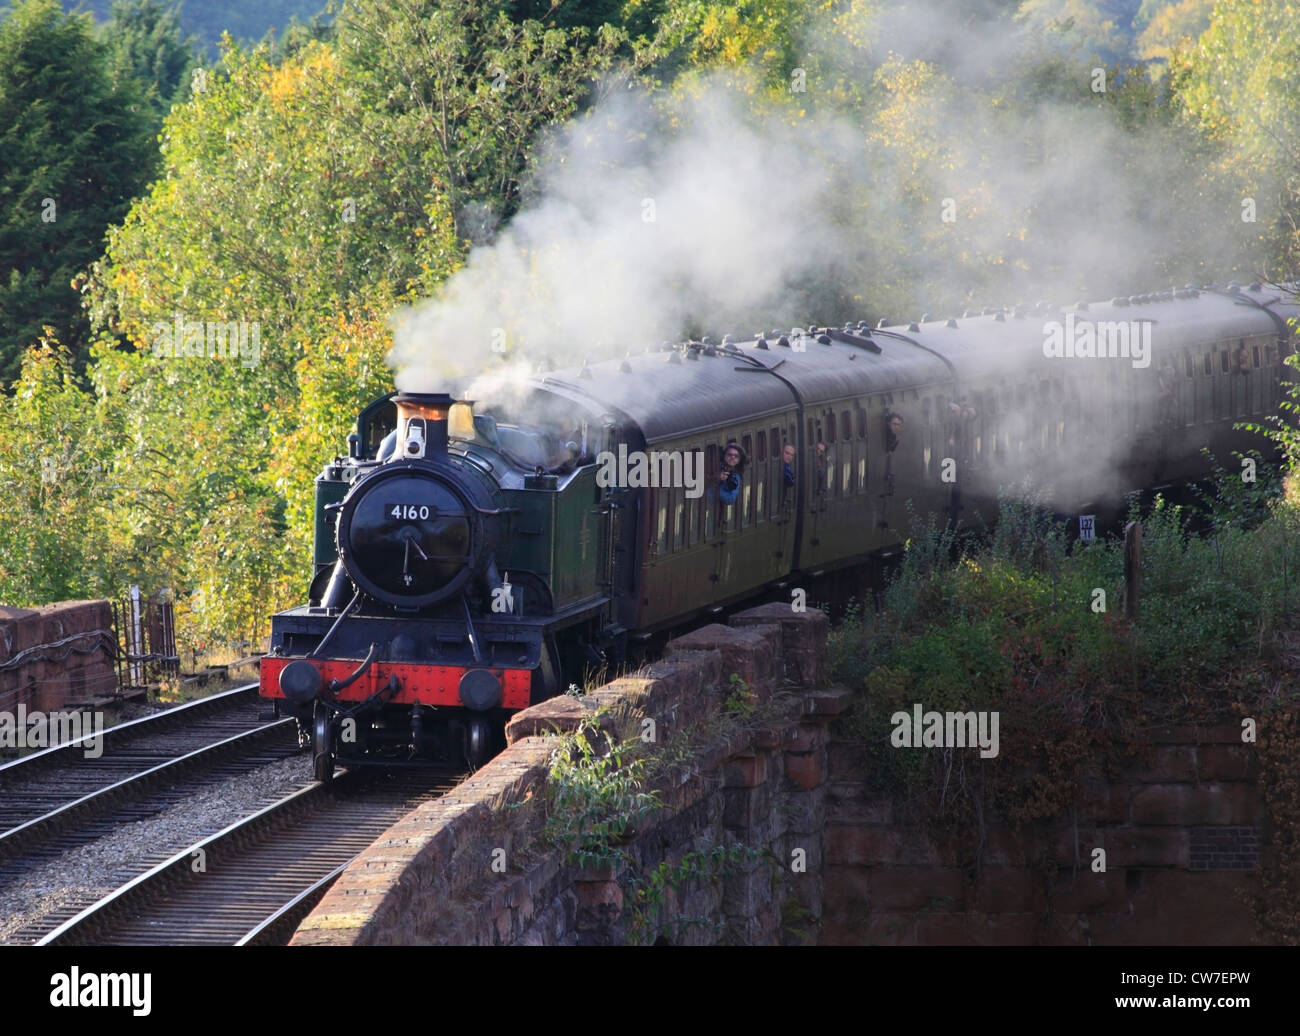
[388,1,1272,408]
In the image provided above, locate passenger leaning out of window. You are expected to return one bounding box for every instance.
[718,441,745,505]
[813,441,828,493]
[885,412,903,453]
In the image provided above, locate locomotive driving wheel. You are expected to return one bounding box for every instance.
[313,702,335,785]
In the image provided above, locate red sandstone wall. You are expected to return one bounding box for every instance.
[822,723,1265,945]
[0,601,117,714]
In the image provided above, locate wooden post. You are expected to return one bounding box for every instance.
[1124,521,1142,621]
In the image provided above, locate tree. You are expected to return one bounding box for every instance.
[0,338,115,604]
[104,0,200,121]
[647,0,826,98]
[1174,0,1300,273]
[0,0,155,382]
[336,0,629,242]
[75,2,631,642]
[1013,0,1140,65]
[1135,0,1213,63]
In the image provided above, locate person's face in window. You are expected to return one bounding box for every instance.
[888,416,903,437]
[723,447,740,469]
[782,444,795,464]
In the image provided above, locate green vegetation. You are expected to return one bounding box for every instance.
[828,457,1300,924]
[542,713,662,870]
[0,0,156,379]
[0,0,628,645]
[1,0,1298,656]
[537,684,799,944]
[624,842,765,946]
[104,0,200,121]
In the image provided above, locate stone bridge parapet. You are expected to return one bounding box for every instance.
[291,604,844,946]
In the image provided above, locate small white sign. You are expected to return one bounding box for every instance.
[1079,514,1096,543]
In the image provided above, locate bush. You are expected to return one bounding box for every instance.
[829,471,1300,856]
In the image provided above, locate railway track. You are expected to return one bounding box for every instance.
[0,685,266,820]
[0,685,300,866]
[37,767,464,946]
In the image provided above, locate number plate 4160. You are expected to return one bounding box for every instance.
[388,503,432,520]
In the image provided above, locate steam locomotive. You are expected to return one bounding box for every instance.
[259,282,1299,780]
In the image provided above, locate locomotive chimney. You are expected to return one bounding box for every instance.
[393,391,453,461]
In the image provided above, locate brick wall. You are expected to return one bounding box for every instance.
[291,604,844,946]
[822,722,1268,945]
[0,601,117,714]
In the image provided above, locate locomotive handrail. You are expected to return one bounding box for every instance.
[461,595,483,664]
[308,591,360,659]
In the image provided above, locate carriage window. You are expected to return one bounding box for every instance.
[741,435,753,527]
[809,420,822,495]
[1020,384,1032,453]
[1220,350,1230,374]
[1051,384,1063,448]
[687,445,701,546]
[757,431,767,461]
[1203,352,1213,376]
[704,444,717,539]
[1253,346,1261,368]
[857,408,867,439]
[1184,350,1194,378]
[770,426,783,516]
[656,492,669,556]
[672,485,684,551]
[1034,376,1045,447]
[827,412,837,443]
[920,397,932,476]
